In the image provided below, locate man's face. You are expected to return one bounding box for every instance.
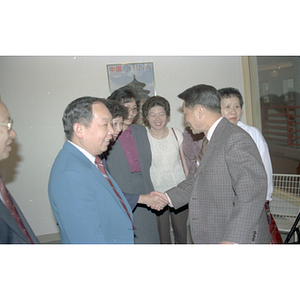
[183,102,202,134]
[0,101,16,161]
[80,103,114,156]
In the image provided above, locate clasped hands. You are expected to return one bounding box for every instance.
[138,191,169,211]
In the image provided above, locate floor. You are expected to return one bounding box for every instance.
[42,223,298,244]
[42,224,194,244]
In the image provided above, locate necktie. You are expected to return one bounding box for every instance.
[198,136,209,162]
[0,177,34,243]
[95,156,136,230]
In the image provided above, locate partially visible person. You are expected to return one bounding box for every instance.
[103,99,168,211]
[48,96,135,244]
[153,84,270,244]
[142,95,188,244]
[182,126,204,175]
[0,98,39,244]
[104,100,126,142]
[106,87,160,243]
[218,87,282,244]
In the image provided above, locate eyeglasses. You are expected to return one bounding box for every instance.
[0,119,13,131]
[124,106,138,114]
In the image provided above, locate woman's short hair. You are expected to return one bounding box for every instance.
[104,100,128,120]
[218,87,244,108]
[108,86,140,108]
[142,95,170,126]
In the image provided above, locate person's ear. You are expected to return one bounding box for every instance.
[195,105,205,119]
[73,123,84,139]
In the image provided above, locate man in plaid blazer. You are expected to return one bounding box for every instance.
[156,84,270,244]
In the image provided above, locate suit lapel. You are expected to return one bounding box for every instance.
[65,141,130,215]
[0,198,30,243]
[131,125,144,173]
[91,157,132,218]
[113,139,131,172]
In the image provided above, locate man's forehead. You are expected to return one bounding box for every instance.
[0,101,10,121]
[92,102,112,117]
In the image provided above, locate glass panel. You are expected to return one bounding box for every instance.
[254,56,300,174]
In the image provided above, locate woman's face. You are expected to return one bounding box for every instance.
[112,116,123,140]
[220,96,242,125]
[122,98,138,127]
[147,105,167,130]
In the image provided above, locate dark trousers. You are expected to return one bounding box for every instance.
[156,204,189,244]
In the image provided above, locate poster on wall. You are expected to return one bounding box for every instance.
[107,62,155,125]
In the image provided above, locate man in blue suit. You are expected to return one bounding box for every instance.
[48,97,137,243]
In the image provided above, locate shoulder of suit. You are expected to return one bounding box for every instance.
[214,118,249,141]
[131,124,147,134]
[131,123,146,130]
[61,142,94,169]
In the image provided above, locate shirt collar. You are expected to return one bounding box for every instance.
[121,125,132,135]
[68,140,96,165]
[206,117,223,141]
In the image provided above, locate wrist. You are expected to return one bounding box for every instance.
[137,194,145,204]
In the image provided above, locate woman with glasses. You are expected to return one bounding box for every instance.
[101,100,168,213]
[106,86,160,244]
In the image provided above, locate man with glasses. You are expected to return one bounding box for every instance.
[0,98,39,243]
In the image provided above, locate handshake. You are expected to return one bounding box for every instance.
[138,191,169,211]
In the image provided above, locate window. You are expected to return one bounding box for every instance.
[247,56,300,174]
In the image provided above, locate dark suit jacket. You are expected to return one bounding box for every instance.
[48,141,134,244]
[167,118,271,244]
[0,190,39,244]
[106,124,154,194]
[101,154,139,211]
[106,124,160,244]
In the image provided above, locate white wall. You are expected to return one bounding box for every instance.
[0,56,245,237]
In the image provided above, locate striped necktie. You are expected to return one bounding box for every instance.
[198,136,209,162]
[95,156,136,230]
[0,177,34,243]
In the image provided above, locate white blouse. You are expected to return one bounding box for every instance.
[147,127,186,192]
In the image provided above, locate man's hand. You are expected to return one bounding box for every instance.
[138,192,169,211]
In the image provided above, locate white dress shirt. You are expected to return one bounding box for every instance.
[237,121,273,201]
